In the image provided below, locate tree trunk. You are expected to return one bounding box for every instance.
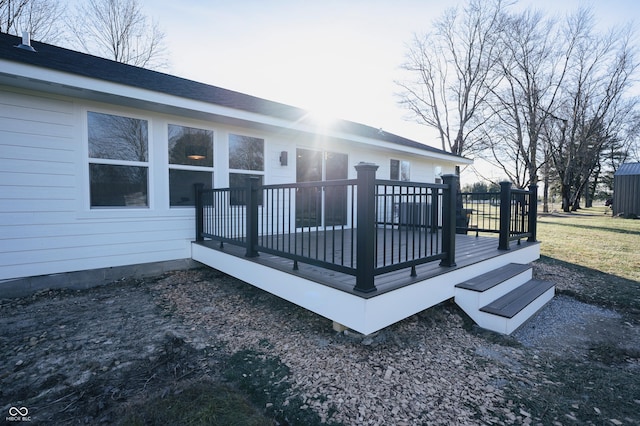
[585,183,593,208]
[561,183,571,212]
[571,196,581,211]
[586,164,601,208]
[543,152,550,213]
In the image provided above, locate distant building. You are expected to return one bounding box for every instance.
[613,162,640,218]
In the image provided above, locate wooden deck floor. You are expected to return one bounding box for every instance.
[195,231,538,298]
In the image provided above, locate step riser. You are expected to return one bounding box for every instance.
[476,269,532,306]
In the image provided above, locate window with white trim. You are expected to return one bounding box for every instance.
[229,133,264,205]
[390,159,410,181]
[168,124,214,206]
[88,111,149,208]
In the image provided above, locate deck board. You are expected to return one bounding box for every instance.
[455,263,531,292]
[480,279,555,318]
[195,230,538,297]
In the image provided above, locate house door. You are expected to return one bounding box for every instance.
[295,149,348,228]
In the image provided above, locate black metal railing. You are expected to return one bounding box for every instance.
[195,164,537,294]
[373,179,448,276]
[257,178,359,276]
[195,164,459,294]
[458,191,502,235]
[458,183,538,249]
[498,182,538,250]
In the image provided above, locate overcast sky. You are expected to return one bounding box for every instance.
[143,0,637,181]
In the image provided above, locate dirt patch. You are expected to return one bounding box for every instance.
[0,276,227,424]
[1,266,639,424]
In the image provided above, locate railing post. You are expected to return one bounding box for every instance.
[527,184,538,242]
[498,181,512,250]
[194,183,204,242]
[245,176,260,257]
[354,162,378,293]
[439,174,457,267]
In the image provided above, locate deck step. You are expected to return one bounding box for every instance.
[455,263,531,292]
[480,279,555,318]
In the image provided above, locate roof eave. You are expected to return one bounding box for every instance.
[0,48,467,165]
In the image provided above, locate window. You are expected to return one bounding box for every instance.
[168,124,214,206]
[229,173,264,205]
[229,134,264,171]
[390,159,410,181]
[88,111,149,208]
[229,134,264,205]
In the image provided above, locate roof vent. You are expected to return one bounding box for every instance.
[15,31,37,52]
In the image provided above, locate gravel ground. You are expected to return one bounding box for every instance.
[1,261,638,424]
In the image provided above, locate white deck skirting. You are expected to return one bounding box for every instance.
[191,242,540,335]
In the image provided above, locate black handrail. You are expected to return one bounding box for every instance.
[193,168,538,291]
[193,164,458,293]
[458,183,538,249]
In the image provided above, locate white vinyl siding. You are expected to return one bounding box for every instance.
[0,88,191,281]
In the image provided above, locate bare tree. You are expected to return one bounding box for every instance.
[396,0,505,168]
[68,0,168,69]
[550,11,639,211]
[0,0,66,42]
[1,0,29,33]
[482,8,576,188]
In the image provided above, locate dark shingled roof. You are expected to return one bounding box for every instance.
[0,32,457,158]
[615,162,640,176]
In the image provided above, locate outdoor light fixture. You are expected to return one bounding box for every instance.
[280,150,288,166]
[186,145,206,160]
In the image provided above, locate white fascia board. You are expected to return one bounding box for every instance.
[364,139,473,165]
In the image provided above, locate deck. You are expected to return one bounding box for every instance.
[192,231,541,335]
[194,231,538,298]
[192,170,546,335]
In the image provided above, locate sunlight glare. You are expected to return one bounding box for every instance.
[306,105,338,131]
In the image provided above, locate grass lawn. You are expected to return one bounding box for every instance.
[537,206,640,283]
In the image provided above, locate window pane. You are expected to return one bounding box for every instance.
[390,159,399,180]
[401,161,410,181]
[168,124,213,167]
[229,173,263,205]
[169,169,213,206]
[229,134,264,171]
[88,112,148,161]
[90,164,148,207]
